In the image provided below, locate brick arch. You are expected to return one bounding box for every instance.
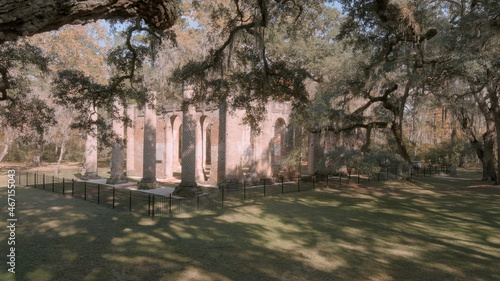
[274,118,287,163]
[170,115,182,173]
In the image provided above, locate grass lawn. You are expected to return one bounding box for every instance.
[1,168,499,280]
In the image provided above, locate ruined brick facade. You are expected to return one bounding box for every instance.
[126,97,293,186]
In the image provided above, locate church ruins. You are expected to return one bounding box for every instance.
[113,86,297,194]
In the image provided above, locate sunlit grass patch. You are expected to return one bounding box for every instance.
[0,169,499,280]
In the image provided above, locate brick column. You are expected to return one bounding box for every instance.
[82,110,100,180]
[164,115,174,178]
[174,85,201,197]
[218,104,246,187]
[126,105,135,176]
[107,101,127,184]
[196,115,206,182]
[138,96,160,189]
[208,115,219,185]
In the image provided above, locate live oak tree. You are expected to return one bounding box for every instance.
[0,0,177,44]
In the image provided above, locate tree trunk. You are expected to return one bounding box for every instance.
[33,143,41,167]
[55,137,68,174]
[475,92,498,182]
[0,0,177,44]
[481,129,497,181]
[391,122,411,163]
[486,84,500,184]
[0,141,10,163]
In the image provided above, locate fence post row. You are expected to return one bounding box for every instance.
[52,175,55,192]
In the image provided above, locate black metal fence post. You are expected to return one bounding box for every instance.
[148,194,151,216]
[112,187,115,209]
[244,181,246,200]
[312,175,315,189]
[34,173,37,188]
[84,181,87,200]
[97,184,100,204]
[62,178,65,195]
[26,172,28,186]
[52,175,55,192]
[326,174,329,188]
[221,187,225,207]
[43,174,45,190]
[169,193,172,216]
[152,195,155,218]
[72,179,74,197]
[263,179,266,197]
[281,177,284,194]
[129,190,132,212]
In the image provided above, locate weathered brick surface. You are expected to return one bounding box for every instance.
[127,100,295,187]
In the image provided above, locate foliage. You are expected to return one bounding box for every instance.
[316,148,383,177]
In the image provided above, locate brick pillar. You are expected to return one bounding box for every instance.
[195,116,205,182]
[208,115,219,185]
[126,105,135,176]
[82,110,100,180]
[107,101,127,184]
[138,96,160,189]
[165,115,174,178]
[250,115,273,182]
[218,104,246,188]
[174,85,201,197]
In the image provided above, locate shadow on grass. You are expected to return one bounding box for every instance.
[0,170,499,281]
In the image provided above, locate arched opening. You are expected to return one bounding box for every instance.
[206,124,212,166]
[274,118,287,164]
[178,124,182,164]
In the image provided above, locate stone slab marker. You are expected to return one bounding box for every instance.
[138,96,160,189]
[107,101,127,184]
[82,110,100,180]
[174,85,201,197]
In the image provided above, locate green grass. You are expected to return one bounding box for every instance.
[0,168,499,280]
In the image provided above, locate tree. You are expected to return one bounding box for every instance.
[0,0,177,44]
